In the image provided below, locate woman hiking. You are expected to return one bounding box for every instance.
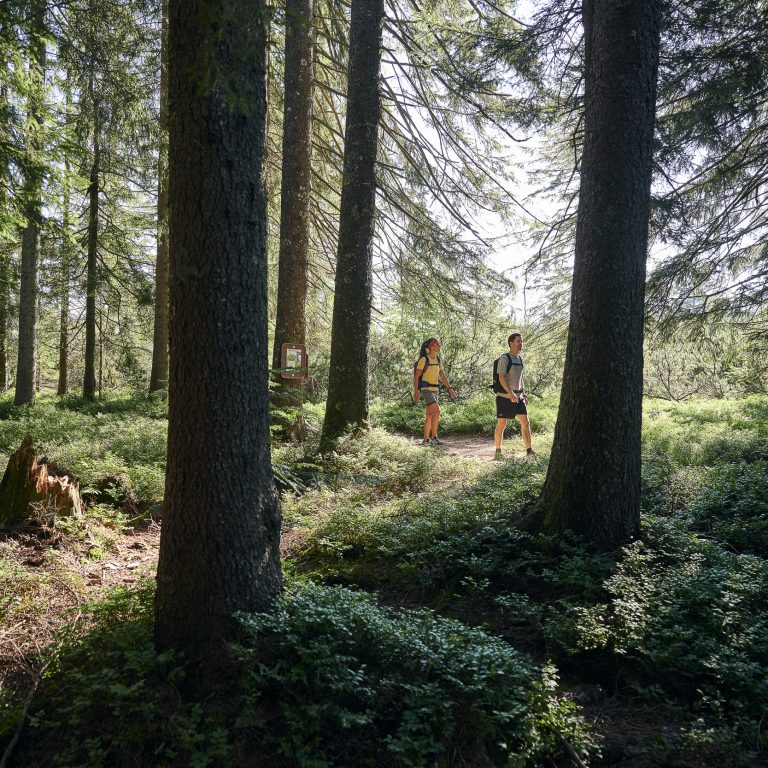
[413,338,456,446]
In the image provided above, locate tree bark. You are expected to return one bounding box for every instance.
[271,0,314,417]
[58,150,72,396]
[14,0,47,407]
[320,0,384,451]
[535,0,661,550]
[98,301,104,397]
[83,93,99,399]
[149,0,170,393]
[57,263,69,395]
[0,79,10,393]
[154,0,281,659]
[0,246,8,392]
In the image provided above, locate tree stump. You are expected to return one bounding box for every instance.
[0,437,84,530]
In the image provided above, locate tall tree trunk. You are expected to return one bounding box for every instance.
[155,0,281,659]
[98,302,104,397]
[319,0,384,451]
[83,97,99,399]
[58,151,72,396]
[0,80,10,393]
[270,0,314,415]
[535,0,661,550]
[149,0,170,392]
[0,246,8,392]
[14,0,47,407]
[57,257,70,395]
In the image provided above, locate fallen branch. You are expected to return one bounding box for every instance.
[0,660,50,768]
[555,728,589,768]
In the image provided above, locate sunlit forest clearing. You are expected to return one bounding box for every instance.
[1,0,768,766]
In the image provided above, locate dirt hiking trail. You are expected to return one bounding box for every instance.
[406,433,531,463]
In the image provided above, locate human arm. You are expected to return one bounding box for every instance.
[439,365,456,400]
[413,359,424,402]
[498,357,518,402]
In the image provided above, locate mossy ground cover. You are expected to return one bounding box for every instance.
[290,396,768,767]
[370,392,559,437]
[1,392,767,766]
[0,391,168,507]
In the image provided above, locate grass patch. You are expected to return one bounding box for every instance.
[642,397,768,466]
[281,427,486,530]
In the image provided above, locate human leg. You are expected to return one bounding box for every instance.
[494,418,507,449]
[423,408,435,441]
[516,413,532,451]
[495,397,516,458]
[430,403,441,438]
[421,391,438,441]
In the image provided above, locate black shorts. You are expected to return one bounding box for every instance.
[496,395,527,419]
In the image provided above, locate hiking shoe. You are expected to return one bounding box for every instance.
[526,448,537,459]
[421,438,432,446]
[494,449,503,461]
[430,437,443,445]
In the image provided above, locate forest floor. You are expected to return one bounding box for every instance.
[0,429,489,690]
[0,435,500,695]
[0,523,160,695]
[407,432,527,462]
[1,392,767,767]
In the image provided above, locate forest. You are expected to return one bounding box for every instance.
[0,0,767,766]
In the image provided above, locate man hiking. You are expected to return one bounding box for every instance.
[494,333,535,460]
[413,338,456,446]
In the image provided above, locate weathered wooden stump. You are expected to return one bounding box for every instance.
[0,437,84,530]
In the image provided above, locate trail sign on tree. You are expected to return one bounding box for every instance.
[281,343,307,380]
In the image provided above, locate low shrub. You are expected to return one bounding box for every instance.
[568,516,768,746]
[371,394,557,436]
[684,462,768,556]
[1,581,593,768]
[234,582,592,767]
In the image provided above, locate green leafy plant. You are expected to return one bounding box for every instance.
[234,582,593,768]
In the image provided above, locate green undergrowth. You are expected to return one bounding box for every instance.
[0,579,593,768]
[280,427,487,530]
[370,393,559,436]
[642,396,768,466]
[0,391,168,507]
[288,397,768,766]
[3,393,767,766]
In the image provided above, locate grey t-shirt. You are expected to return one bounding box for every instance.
[498,354,524,397]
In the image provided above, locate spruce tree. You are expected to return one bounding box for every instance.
[535,0,662,549]
[14,0,47,407]
[320,0,384,450]
[154,0,281,658]
[149,0,169,393]
[271,0,314,423]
